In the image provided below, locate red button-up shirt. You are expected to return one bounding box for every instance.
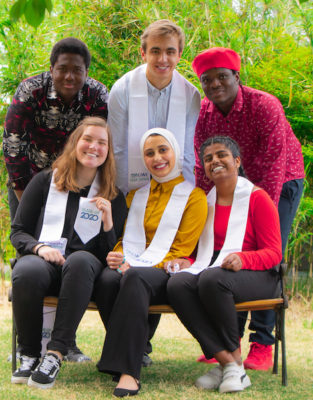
[194,85,305,206]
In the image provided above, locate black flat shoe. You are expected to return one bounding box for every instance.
[113,382,141,397]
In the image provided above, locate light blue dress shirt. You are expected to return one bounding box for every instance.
[108,67,201,194]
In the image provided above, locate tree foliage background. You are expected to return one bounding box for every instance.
[0,0,312,293]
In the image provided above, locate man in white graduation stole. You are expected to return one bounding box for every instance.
[108,19,201,194]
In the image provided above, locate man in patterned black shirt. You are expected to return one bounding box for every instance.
[3,37,108,363]
[3,37,108,219]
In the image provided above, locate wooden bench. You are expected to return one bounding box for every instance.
[10,263,288,386]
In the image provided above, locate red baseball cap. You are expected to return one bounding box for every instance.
[192,47,241,78]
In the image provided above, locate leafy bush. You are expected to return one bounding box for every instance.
[0,0,312,294]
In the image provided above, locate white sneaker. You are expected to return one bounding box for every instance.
[219,362,251,393]
[195,365,223,390]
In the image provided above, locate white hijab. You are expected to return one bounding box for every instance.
[122,128,193,267]
[139,128,182,183]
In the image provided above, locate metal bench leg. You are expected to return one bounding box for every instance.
[281,308,288,386]
[12,313,17,373]
[273,310,279,375]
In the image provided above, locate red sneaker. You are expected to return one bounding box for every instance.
[197,354,218,364]
[197,339,241,364]
[244,342,273,370]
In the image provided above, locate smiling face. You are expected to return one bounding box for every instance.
[140,34,182,90]
[143,135,176,178]
[200,67,239,115]
[76,125,109,173]
[202,142,240,183]
[50,53,88,105]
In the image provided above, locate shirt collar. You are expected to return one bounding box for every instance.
[206,85,244,115]
[231,85,243,112]
[150,174,184,193]
[146,78,172,95]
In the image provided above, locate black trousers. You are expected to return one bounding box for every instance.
[167,268,279,359]
[8,187,19,222]
[238,179,304,345]
[12,251,103,357]
[96,267,169,380]
[93,268,161,353]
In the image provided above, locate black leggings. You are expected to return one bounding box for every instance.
[167,268,279,359]
[12,251,103,358]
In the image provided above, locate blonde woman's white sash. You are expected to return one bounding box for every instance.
[123,180,194,267]
[39,170,101,245]
[128,64,187,190]
[185,177,254,275]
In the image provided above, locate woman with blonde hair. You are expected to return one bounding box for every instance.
[11,116,127,389]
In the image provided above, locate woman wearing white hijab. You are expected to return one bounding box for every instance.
[95,128,207,397]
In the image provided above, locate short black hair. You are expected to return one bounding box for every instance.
[50,37,91,69]
[200,135,245,177]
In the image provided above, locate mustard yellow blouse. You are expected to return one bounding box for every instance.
[114,175,208,268]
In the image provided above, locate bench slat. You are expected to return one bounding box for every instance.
[43,297,284,314]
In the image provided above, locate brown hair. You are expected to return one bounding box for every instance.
[140,19,185,53]
[52,117,117,200]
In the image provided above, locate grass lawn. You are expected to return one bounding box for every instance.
[0,297,312,400]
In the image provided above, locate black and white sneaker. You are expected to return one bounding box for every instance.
[28,352,61,389]
[11,355,40,384]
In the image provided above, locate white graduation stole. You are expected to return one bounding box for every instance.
[128,64,187,190]
[39,171,102,355]
[185,177,254,275]
[123,180,194,267]
[39,170,101,245]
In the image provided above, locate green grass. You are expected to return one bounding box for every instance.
[0,298,312,399]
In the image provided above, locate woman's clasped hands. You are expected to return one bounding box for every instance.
[220,253,242,271]
[106,251,130,275]
[164,258,191,274]
[163,254,243,273]
[33,244,65,266]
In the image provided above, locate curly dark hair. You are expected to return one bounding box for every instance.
[50,37,91,69]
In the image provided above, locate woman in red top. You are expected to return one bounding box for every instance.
[167,136,282,394]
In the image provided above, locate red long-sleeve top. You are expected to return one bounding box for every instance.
[213,189,282,270]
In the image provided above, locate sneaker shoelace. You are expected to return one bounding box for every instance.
[19,356,37,371]
[38,354,59,374]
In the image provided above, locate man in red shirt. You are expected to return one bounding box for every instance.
[192,47,304,370]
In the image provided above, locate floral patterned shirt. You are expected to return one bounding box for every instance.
[194,85,305,206]
[3,71,109,190]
